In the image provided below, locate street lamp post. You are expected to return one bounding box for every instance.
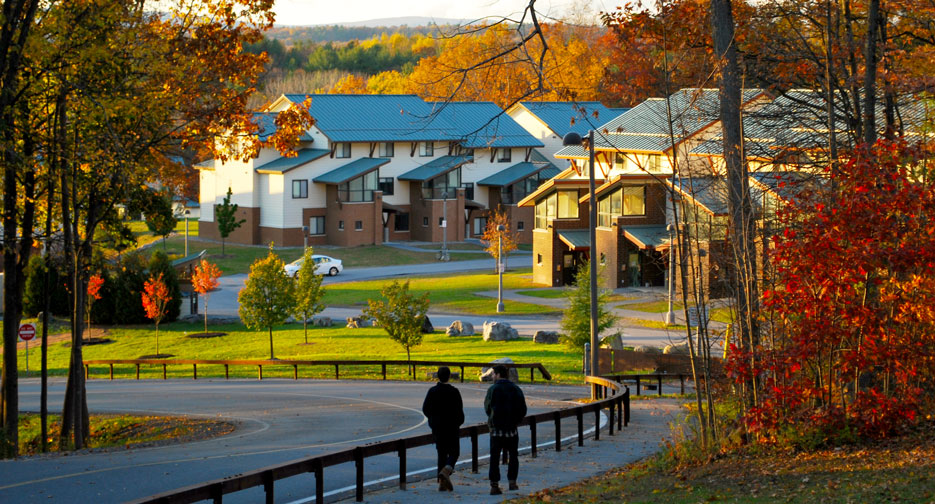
[441,191,449,260]
[302,226,309,252]
[665,223,676,325]
[563,130,599,398]
[496,224,505,312]
[184,209,191,257]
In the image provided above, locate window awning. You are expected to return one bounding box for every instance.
[464,199,486,210]
[255,148,330,174]
[558,230,590,251]
[397,155,471,182]
[476,162,544,187]
[621,225,670,250]
[313,157,390,185]
[382,202,407,213]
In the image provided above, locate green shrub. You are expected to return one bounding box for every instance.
[23,255,70,317]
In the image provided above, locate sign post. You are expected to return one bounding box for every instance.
[19,323,37,376]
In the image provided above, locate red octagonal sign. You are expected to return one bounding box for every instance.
[18,323,36,342]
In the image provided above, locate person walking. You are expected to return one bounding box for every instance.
[422,366,464,491]
[484,364,527,495]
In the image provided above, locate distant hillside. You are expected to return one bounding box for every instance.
[268,17,468,44]
[322,16,469,27]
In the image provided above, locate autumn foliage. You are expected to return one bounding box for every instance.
[192,259,222,334]
[142,273,172,356]
[729,142,935,443]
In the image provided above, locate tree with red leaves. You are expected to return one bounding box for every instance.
[86,274,104,339]
[142,273,172,357]
[191,259,222,335]
[730,141,935,443]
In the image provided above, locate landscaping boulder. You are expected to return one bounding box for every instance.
[532,330,560,344]
[421,316,434,333]
[446,320,475,337]
[633,345,662,354]
[663,341,691,355]
[482,321,519,341]
[427,370,461,381]
[480,357,519,382]
[312,316,332,327]
[346,316,371,329]
[601,333,624,350]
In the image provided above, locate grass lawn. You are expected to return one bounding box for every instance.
[516,289,567,299]
[514,427,935,503]
[11,321,585,383]
[17,413,233,455]
[621,300,733,323]
[620,316,687,331]
[323,269,560,315]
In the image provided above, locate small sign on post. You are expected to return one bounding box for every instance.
[687,307,710,328]
[19,323,36,375]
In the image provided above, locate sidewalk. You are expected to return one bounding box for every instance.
[344,398,682,503]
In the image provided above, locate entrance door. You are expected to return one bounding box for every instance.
[628,252,641,287]
[562,252,579,285]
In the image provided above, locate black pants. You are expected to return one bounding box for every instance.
[434,430,460,473]
[488,435,518,483]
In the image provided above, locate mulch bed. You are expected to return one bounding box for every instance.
[186,332,226,339]
[138,354,175,359]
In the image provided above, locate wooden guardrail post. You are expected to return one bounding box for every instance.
[193,364,198,380]
[85,364,89,380]
[334,364,339,380]
[470,427,479,473]
[314,459,324,504]
[617,395,623,431]
[657,375,663,396]
[136,363,140,380]
[258,365,263,380]
[680,374,686,394]
[594,406,601,441]
[608,402,615,436]
[262,469,274,504]
[209,481,222,504]
[109,363,114,380]
[162,363,167,380]
[624,388,630,426]
[382,363,387,380]
[459,366,464,383]
[224,364,229,380]
[553,411,561,452]
[397,439,407,490]
[293,365,298,380]
[529,421,537,458]
[354,446,364,501]
[635,375,641,395]
[576,409,584,446]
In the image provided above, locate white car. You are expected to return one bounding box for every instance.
[284,255,343,277]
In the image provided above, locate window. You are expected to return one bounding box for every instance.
[421,168,461,199]
[473,217,487,235]
[503,173,543,204]
[334,142,351,158]
[517,221,524,231]
[423,216,429,227]
[438,217,445,227]
[533,190,578,229]
[537,254,542,265]
[461,182,474,200]
[292,180,308,199]
[646,154,662,172]
[419,141,434,157]
[600,253,606,265]
[354,220,363,230]
[338,220,345,230]
[338,170,378,202]
[598,189,622,227]
[614,153,626,171]
[308,216,325,235]
[496,148,512,162]
[623,186,645,215]
[394,213,410,231]
[378,177,394,196]
[557,190,579,218]
[378,142,394,157]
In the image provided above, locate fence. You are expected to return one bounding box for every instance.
[83,359,552,383]
[130,379,629,504]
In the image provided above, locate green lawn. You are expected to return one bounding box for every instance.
[516,289,567,299]
[11,321,584,383]
[621,300,732,323]
[323,269,559,315]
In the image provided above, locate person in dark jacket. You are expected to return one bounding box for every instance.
[484,364,527,495]
[422,366,464,491]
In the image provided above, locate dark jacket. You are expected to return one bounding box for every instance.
[484,379,527,432]
[422,382,465,432]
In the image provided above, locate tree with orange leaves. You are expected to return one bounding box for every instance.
[192,259,222,335]
[142,273,172,357]
[86,274,104,340]
[482,208,519,272]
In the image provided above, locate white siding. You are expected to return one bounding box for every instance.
[259,173,285,227]
[198,169,217,222]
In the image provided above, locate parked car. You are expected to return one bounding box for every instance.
[284,255,343,277]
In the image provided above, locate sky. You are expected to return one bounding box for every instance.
[272,0,614,26]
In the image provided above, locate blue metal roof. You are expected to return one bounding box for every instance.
[433,102,542,148]
[313,157,390,184]
[528,149,561,179]
[519,101,616,136]
[254,149,330,174]
[253,112,314,142]
[397,155,472,182]
[558,230,591,250]
[281,94,455,142]
[476,162,546,187]
[621,225,670,250]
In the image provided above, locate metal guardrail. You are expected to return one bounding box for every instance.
[83,359,552,383]
[129,382,629,504]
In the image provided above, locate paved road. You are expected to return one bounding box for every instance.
[1,378,681,503]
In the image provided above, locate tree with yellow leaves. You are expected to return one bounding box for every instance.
[482,208,519,272]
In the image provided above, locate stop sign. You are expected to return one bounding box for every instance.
[18,323,36,342]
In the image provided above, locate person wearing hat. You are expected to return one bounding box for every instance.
[422,366,464,491]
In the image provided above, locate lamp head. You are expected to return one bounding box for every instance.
[562,132,583,146]
[497,224,505,232]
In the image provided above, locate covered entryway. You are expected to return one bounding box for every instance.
[557,229,590,286]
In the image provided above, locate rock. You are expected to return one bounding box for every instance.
[480,357,519,382]
[446,320,475,337]
[445,324,460,337]
[663,342,691,355]
[427,371,461,380]
[312,316,332,327]
[633,345,662,354]
[421,316,434,333]
[482,321,519,341]
[532,330,560,344]
[601,333,624,350]
[346,316,371,329]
